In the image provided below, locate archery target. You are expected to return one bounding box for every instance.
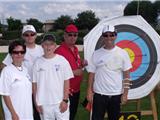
[84,15,160,99]
[95,25,157,89]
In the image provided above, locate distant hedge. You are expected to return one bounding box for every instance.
[0,29,89,45]
[2,31,21,40]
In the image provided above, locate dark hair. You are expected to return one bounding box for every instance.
[9,41,26,54]
[42,34,56,43]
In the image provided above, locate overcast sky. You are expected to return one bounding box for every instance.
[0,0,155,24]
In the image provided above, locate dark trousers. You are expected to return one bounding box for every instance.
[69,91,80,120]
[92,93,121,120]
[32,97,41,120]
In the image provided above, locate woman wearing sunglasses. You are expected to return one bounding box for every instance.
[0,41,33,120]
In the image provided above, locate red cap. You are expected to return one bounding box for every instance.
[65,24,78,33]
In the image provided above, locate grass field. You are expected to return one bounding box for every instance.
[0,53,160,120]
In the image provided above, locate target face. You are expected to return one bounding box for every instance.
[115,25,157,89]
[84,16,160,99]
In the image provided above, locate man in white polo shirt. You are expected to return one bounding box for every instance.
[2,25,43,77]
[87,25,132,120]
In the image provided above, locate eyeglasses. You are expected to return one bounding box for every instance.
[67,33,78,37]
[102,33,116,38]
[23,33,36,37]
[12,51,25,55]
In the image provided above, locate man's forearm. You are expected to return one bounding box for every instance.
[87,72,95,91]
[63,80,69,100]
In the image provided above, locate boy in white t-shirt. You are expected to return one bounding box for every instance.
[32,34,73,120]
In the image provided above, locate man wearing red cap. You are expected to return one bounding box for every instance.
[55,24,87,120]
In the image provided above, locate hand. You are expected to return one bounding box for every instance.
[87,88,94,103]
[59,101,68,113]
[73,69,83,76]
[81,59,88,67]
[36,105,43,114]
[11,113,19,120]
[121,93,128,104]
[69,88,74,96]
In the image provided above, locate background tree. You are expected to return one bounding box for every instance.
[0,22,3,33]
[27,18,43,32]
[54,15,74,30]
[7,17,23,31]
[124,1,157,24]
[74,10,99,30]
[153,0,160,32]
[153,0,160,20]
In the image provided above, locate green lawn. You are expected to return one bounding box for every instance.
[0,53,160,120]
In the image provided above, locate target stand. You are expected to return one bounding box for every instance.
[141,90,157,120]
[121,89,158,120]
[104,89,158,120]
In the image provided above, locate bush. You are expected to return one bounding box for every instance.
[2,30,21,40]
[0,29,89,46]
[76,29,89,45]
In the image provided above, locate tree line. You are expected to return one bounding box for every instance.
[0,10,99,33]
[0,0,160,44]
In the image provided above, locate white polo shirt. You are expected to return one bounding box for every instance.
[33,54,73,106]
[0,64,33,120]
[87,46,132,95]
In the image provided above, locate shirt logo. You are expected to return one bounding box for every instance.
[54,64,60,71]
[37,68,45,72]
[14,78,19,81]
[97,60,103,64]
[13,78,20,83]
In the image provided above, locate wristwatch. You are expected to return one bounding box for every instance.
[63,99,68,103]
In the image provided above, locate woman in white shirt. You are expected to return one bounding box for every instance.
[0,41,33,120]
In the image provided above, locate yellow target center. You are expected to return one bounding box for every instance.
[124,48,135,63]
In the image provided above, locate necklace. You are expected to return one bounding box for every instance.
[12,63,23,71]
[16,66,23,71]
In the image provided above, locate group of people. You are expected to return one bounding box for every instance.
[0,23,132,120]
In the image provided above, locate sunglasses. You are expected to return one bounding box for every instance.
[67,33,78,37]
[23,33,36,37]
[12,51,25,55]
[102,33,116,38]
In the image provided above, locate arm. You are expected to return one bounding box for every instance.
[73,59,88,76]
[73,69,83,76]
[60,80,70,113]
[0,63,6,72]
[32,83,43,114]
[121,70,131,104]
[87,72,95,103]
[3,96,19,120]
[63,80,70,100]
[32,83,37,106]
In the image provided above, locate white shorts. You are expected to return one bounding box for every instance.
[40,103,69,120]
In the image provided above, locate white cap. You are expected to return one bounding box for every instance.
[102,25,115,33]
[22,25,36,34]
